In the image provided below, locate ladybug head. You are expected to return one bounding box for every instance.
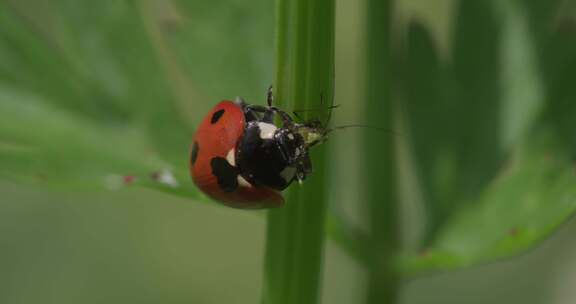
[280,120,329,183]
[273,127,312,181]
[234,95,332,190]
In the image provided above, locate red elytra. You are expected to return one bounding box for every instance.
[189,100,284,209]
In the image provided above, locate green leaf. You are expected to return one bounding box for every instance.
[0,1,193,196]
[0,83,197,197]
[0,0,273,201]
[401,1,505,246]
[390,0,576,275]
[166,0,274,103]
[324,0,576,285]
[396,132,576,274]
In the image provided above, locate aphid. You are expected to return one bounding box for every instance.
[189,87,328,209]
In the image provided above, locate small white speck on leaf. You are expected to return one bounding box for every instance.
[152,169,180,188]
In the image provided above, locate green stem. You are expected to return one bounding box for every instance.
[262,0,334,304]
[364,0,399,303]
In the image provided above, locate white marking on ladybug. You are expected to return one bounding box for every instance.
[258,122,277,139]
[295,147,301,156]
[237,175,252,188]
[280,166,297,182]
[288,133,295,140]
[226,148,236,166]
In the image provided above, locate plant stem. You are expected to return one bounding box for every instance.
[364,0,400,303]
[262,0,334,304]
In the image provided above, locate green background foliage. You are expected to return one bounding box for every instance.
[1,0,576,303]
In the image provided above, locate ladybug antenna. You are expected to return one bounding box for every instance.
[292,104,340,122]
[322,93,335,127]
[289,91,337,127]
[292,104,340,114]
[327,124,403,137]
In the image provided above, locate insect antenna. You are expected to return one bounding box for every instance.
[327,124,404,137]
[292,103,340,125]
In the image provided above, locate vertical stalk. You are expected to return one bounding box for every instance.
[262,0,335,304]
[364,0,399,303]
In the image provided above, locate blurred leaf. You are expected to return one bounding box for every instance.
[0,0,273,201]
[5,0,191,163]
[397,131,576,274]
[164,0,274,103]
[0,0,193,197]
[0,85,197,198]
[528,1,576,153]
[496,1,545,150]
[401,0,504,246]
[393,0,573,275]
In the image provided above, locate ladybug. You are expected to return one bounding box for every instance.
[189,87,327,209]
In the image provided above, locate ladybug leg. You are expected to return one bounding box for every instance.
[263,85,280,123]
[262,108,276,124]
[244,102,294,127]
[263,85,294,127]
[292,111,304,122]
[244,104,276,123]
[244,104,267,113]
[261,106,292,127]
[244,104,287,125]
[294,151,312,184]
[244,106,261,122]
[257,105,294,127]
[266,85,274,107]
[273,108,295,128]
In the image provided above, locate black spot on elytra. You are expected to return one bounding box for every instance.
[190,141,199,165]
[211,109,225,124]
[210,157,238,192]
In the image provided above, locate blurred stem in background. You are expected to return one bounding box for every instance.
[262,0,335,303]
[364,0,399,303]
